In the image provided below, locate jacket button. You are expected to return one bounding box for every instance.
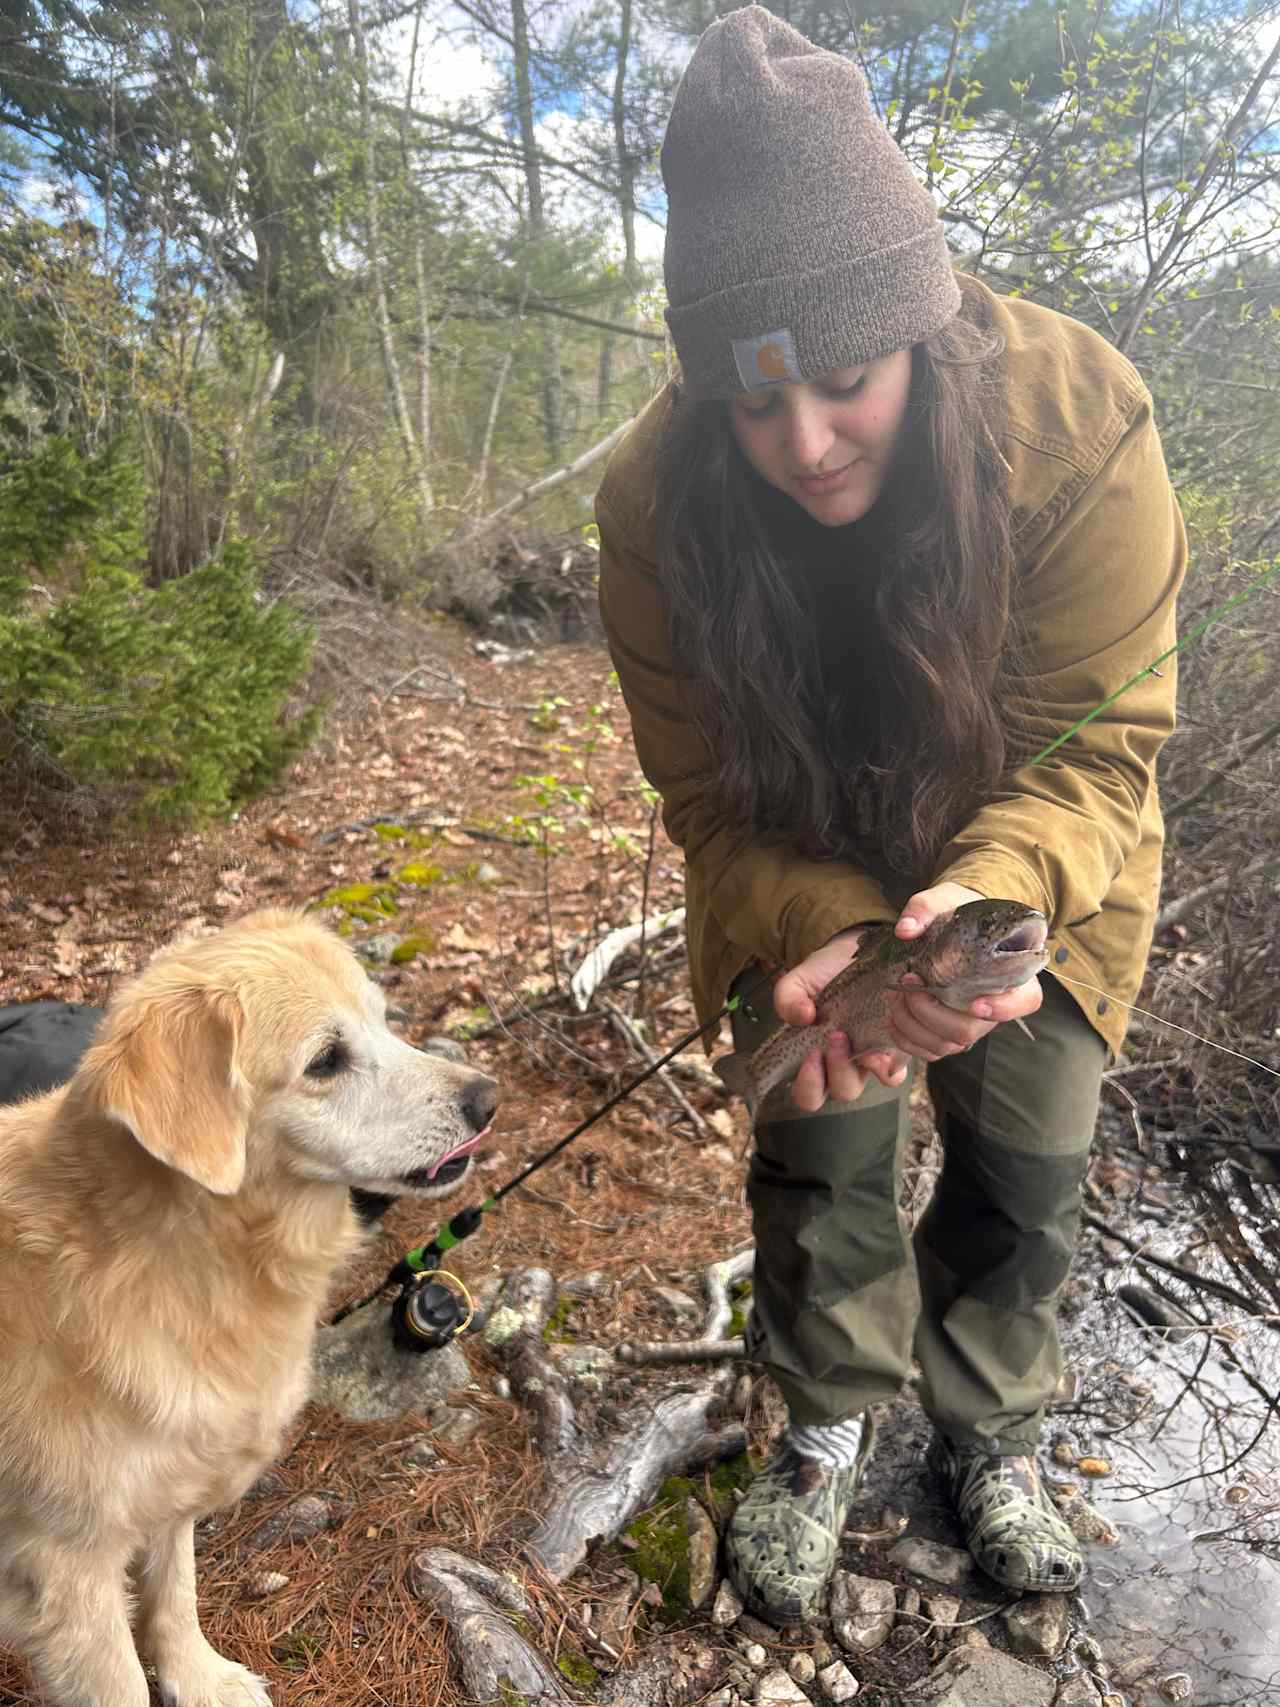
[1054,947,1069,964]
[1096,998,1109,1016]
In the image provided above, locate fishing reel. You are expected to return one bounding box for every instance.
[390,1269,475,1353]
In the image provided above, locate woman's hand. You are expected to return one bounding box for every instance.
[772,929,910,1112]
[888,881,1043,1060]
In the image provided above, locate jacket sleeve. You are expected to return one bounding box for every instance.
[596,490,898,972]
[934,397,1185,928]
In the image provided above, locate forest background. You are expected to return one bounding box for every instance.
[1,0,1278,819]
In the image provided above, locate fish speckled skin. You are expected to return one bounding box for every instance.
[715,900,1049,1110]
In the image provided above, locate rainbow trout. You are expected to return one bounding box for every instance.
[714,900,1048,1110]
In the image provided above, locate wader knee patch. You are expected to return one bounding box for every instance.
[919,1122,1087,1312]
[749,1101,905,1306]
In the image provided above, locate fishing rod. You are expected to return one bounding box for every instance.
[349,555,1280,1353]
[331,965,777,1349]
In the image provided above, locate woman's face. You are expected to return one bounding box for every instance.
[727,349,913,527]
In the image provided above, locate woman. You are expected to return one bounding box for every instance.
[596,6,1185,1623]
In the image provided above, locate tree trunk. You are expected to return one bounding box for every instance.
[348,0,434,525]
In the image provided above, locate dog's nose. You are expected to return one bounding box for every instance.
[463,1074,498,1134]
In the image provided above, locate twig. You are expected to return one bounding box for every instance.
[616,1338,745,1366]
[1083,1209,1273,1323]
[601,999,710,1138]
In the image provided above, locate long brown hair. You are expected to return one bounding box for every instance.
[659,276,1018,888]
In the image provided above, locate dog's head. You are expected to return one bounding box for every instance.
[72,910,497,1199]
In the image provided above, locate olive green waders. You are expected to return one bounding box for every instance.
[731,972,1106,1453]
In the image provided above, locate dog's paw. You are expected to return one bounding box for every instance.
[157,1653,272,1707]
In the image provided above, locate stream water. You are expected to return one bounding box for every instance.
[1062,1263,1280,1704]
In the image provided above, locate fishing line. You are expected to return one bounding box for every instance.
[1052,972,1280,1079]
[1027,558,1279,769]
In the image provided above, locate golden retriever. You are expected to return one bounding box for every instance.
[0,908,497,1706]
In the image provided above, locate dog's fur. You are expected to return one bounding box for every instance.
[0,909,497,1706]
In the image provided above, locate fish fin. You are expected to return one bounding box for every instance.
[714,1050,757,1115]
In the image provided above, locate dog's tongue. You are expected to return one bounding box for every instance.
[426,1124,491,1180]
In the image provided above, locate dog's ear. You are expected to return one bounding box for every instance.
[76,987,249,1195]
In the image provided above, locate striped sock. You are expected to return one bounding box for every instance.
[786,1414,866,1471]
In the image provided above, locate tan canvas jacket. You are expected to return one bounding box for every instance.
[596,282,1187,1057]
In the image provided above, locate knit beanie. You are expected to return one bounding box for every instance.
[661,6,961,401]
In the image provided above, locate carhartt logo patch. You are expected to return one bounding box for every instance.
[732,327,802,390]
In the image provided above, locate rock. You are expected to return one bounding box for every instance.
[743,1644,768,1668]
[421,1035,470,1062]
[888,1537,974,1586]
[492,1375,511,1400]
[704,1692,736,1707]
[686,1497,719,1611]
[900,1586,921,1619]
[810,1638,835,1667]
[1003,1595,1070,1659]
[356,931,403,965]
[830,1571,896,1654]
[1157,1677,1192,1703]
[737,1613,780,1646]
[244,1570,290,1597]
[245,1494,332,1552]
[755,1671,809,1705]
[1053,1680,1102,1706]
[952,1629,990,1650]
[922,1593,961,1632]
[1108,1653,1160,1689]
[789,1652,816,1684]
[311,1299,477,1438]
[1072,1637,1104,1669]
[555,1343,614,1395]
[1047,1485,1117,1545]
[712,1577,746,1628]
[398,1434,440,1471]
[816,1659,860,1702]
[1052,1437,1080,1466]
[562,1269,608,1298]
[1100,1697,1126,1707]
[920,1648,1057,1706]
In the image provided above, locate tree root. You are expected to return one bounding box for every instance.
[419,1248,757,1701]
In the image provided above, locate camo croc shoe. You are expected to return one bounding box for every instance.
[724,1413,876,1624]
[932,1437,1084,1592]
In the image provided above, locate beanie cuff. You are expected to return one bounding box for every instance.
[666,226,961,402]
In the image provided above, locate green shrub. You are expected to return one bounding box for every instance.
[0,436,319,818]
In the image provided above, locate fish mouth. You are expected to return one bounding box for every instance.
[994,918,1048,956]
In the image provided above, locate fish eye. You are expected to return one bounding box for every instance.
[306,1038,348,1079]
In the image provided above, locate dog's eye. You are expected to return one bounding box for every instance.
[306,1039,347,1079]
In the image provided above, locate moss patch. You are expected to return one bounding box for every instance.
[706,1451,754,1522]
[372,822,441,850]
[390,933,437,964]
[541,1295,575,1344]
[312,881,398,925]
[623,1477,700,1624]
[397,859,445,888]
[555,1649,600,1690]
